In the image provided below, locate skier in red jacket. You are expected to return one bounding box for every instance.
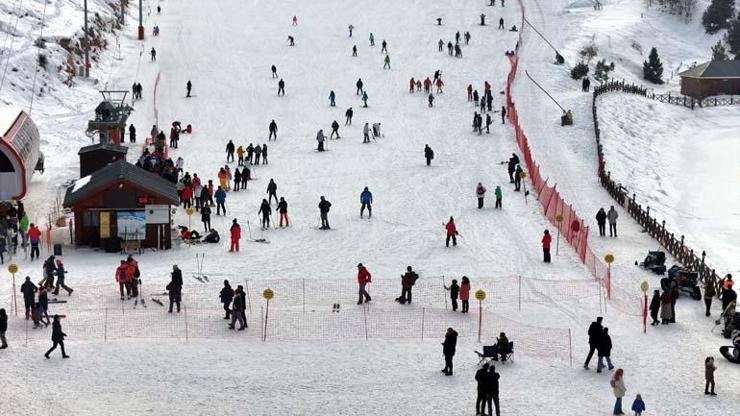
[542,229,552,263]
[467,84,473,101]
[357,263,372,304]
[409,78,415,93]
[445,217,458,247]
[229,219,241,252]
[423,78,432,93]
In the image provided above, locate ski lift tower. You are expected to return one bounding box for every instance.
[86,90,134,145]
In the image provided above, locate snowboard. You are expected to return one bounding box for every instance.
[248,238,271,244]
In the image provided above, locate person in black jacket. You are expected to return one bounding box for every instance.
[487,365,501,416]
[475,363,490,415]
[441,327,458,375]
[44,315,69,359]
[330,120,341,139]
[269,120,278,140]
[267,179,278,205]
[0,308,8,349]
[259,199,272,229]
[128,124,136,143]
[424,144,434,166]
[649,289,660,325]
[201,204,212,232]
[318,196,332,230]
[278,197,289,227]
[596,327,614,373]
[595,208,607,237]
[220,280,234,320]
[225,140,235,163]
[345,107,353,125]
[38,286,50,326]
[167,265,183,313]
[20,276,37,320]
[229,285,248,330]
[507,153,519,183]
[584,316,603,369]
[53,259,73,296]
[445,279,460,311]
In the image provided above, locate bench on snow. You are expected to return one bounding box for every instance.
[475,342,514,364]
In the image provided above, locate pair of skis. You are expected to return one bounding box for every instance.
[133,280,147,308]
[193,253,209,283]
[247,220,271,244]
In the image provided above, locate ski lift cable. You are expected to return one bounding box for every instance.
[27,0,48,116]
[0,0,26,99]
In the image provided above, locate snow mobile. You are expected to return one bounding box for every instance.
[719,330,740,364]
[637,250,666,275]
[666,265,701,300]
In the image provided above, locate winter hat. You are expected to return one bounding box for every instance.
[357,263,363,268]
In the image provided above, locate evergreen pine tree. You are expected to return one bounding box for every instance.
[702,0,735,34]
[643,47,664,84]
[711,40,729,61]
[726,16,740,56]
[594,60,615,84]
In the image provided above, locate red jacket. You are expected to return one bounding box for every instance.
[357,267,372,284]
[409,79,415,88]
[484,81,491,91]
[115,265,128,283]
[445,221,457,236]
[424,78,432,88]
[230,224,241,240]
[542,233,552,249]
[28,226,42,242]
[182,186,192,201]
[126,259,138,280]
[436,79,444,87]
[460,282,470,301]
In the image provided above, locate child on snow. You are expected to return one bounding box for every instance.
[460,276,471,313]
[444,279,460,311]
[705,356,717,395]
[631,394,645,415]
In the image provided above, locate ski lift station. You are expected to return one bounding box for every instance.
[0,108,43,200]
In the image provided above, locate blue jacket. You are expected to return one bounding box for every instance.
[215,189,226,203]
[631,399,645,413]
[360,190,373,204]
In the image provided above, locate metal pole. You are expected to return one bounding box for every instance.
[442,275,448,310]
[477,301,482,342]
[12,273,17,316]
[263,300,270,341]
[643,293,648,334]
[363,305,369,340]
[138,0,144,40]
[84,0,90,77]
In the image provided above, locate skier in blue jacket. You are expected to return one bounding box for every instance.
[214,187,227,215]
[360,187,373,218]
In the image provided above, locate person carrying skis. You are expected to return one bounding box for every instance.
[383,54,391,69]
[361,91,369,107]
[229,285,248,330]
[277,79,285,96]
[258,199,272,229]
[266,179,278,205]
[226,140,235,163]
[186,80,192,97]
[44,315,69,359]
[356,78,364,95]
[220,280,234,320]
[215,186,227,215]
[167,265,183,313]
[318,196,332,229]
[476,182,487,209]
[330,120,341,139]
[424,144,434,166]
[345,107,354,125]
[271,64,278,78]
[229,219,241,252]
[278,197,289,227]
[329,90,336,106]
[445,217,458,247]
[269,120,278,140]
[357,263,372,304]
[316,129,326,151]
[428,93,435,107]
[494,185,503,209]
[542,229,552,263]
[441,327,458,376]
[360,186,373,218]
[363,123,371,143]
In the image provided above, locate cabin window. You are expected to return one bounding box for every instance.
[0,150,15,172]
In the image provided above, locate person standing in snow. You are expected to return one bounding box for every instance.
[167,265,183,313]
[330,120,341,139]
[611,369,626,415]
[186,80,192,97]
[501,106,507,124]
[201,204,212,232]
[596,327,614,373]
[348,24,354,37]
[20,276,37,319]
[542,229,552,262]
[445,279,460,311]
[383,55,391,69]
[428,93,435,107]
[369,32,375,46]
[438,39,444,52]
[705,356,717,395]
[229,285,247,330]
[584,316,603,369]
[476,182,487,209]
[258,199,272,229]
[352,45,358,56]
[360,186,373,218]
[269,120,278,141]
[607,206,618,237]
[0,308,7,349]
[631,394,645,416]
[704,279,716,317]
[128,124,136,143]
[44,315,69,359]
[485,113,492,133]
[53,259,73,296]
[660,289,673,324]
[318,196,332,229]
[361,91,369,107]
[363,123,371,143]
[356,263,372,304]
[494,186,503,209]
[399,266,419,304]
[278,197,289,227]
[266,179,278,205]
[271,65,278,78]
[316,129,326,151]
[507,154,519,183]
[445,217,458,247]
[424,144,434,166]
[220,280,234,320]
[329,90,336,107]
[215,186,227,215]
[596,208,607,237]
[514,165,523,191]
[150,48,156,61]
[649,290,660,325]
[356,78,364,95]
[277,79,285,96]
[582,77,591,92]
[475,363,490,415]
[345,107,354,125]
[287,35,294,46]
[381,39,388,54]
[292,15,298,25]
[229,219,241,252]
[459,276,471,313]
[254,144,263,165]
[441,327,458,376]
[226,140,235,163]
[498,17,505,29]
